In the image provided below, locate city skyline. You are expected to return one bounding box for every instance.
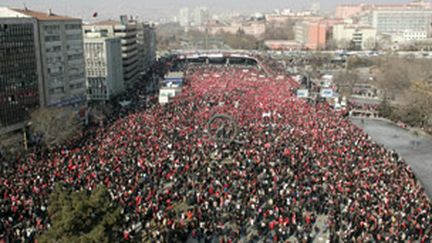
[0,0,414,21]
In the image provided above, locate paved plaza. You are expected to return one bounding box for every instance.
[351,118,432,198]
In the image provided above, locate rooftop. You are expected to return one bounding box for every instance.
[11,8,80,21]
[90,19,121,26]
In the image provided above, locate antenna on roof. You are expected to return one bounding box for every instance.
[23,3,28,11]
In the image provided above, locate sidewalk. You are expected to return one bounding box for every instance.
[351,117,432,199]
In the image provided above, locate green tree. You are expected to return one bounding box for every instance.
[39,185,123,243]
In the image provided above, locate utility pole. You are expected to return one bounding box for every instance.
[205,26,209,50]
[23,127,28,151]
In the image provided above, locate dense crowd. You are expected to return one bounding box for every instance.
[0,62,431,242]
[347,101,380,118]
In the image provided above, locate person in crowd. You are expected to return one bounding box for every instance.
[0,60,431,242]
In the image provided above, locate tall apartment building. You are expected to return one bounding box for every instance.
[4,8,87,107]
[83,16,141,87]
[179,8,190,27]
[137,23,156,73]
[84,32,124,101]
[0,11,40,132]
[192,7,209,27]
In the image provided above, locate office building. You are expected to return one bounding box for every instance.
[1,7,87,132]
[84,32,124,101]
[3,8,87,107]
[369,9,432,36]
[0,11,40,132]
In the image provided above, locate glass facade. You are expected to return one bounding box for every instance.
[0,23,39,128]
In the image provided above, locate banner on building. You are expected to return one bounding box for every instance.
[320,89,333,98]
[297,89,309,98]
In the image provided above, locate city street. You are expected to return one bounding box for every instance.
[351,118,432,199]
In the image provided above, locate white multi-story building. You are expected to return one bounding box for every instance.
[294,22,308,44]
[83,16,140,87]
[84,32,124,101]
[192,7,209,27]
[333,24,377,50]
[403,30,428,41]
[369,9,432,35]
[5,8,87,107]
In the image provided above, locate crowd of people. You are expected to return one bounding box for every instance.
[347,101,380,118]
[0,60,431,242]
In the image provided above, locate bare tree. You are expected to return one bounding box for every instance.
[30,107,82,147]
[338,39,351,50]
[334,69,361,96]
[373,57,432,133]
[376,35,392,50]
[375,58,432,98]
[156,23,185,51]
[402,80,432,128]
[262,20,295,40]
[363,37,376,50]
[325,39,338,50]
[218,31,259,49]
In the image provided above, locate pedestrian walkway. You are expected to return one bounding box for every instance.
[352,117,432,198]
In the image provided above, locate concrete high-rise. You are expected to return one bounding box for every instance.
[9,8,87,107]
[0,10,40,133]
[0,7,87,132]
[83,16,141,87]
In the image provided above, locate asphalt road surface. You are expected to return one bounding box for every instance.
[351,118,432,199]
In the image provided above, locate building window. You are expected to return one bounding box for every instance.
[65,24,81,30]
[45,35,60,42]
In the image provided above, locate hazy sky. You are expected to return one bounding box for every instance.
[0,0,414,21]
